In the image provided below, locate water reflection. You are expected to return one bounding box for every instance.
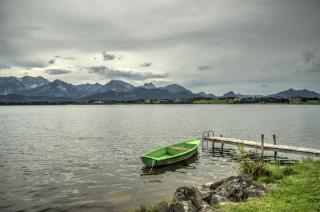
[141,152,199,175]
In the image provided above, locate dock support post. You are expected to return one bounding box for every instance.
[261,134,264,161]
[212,140,214,155]
[273,134,277,159]
[220,135,224,153]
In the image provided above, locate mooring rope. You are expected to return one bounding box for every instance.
[130,160,155,211]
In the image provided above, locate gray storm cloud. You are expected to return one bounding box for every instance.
[102,52,116,61]
[46,69,71,75]
[87,65,108,74]
[197,66,212,71]
[87,65,168,80]
[48,59,55,64]
[0,0,320,95]
[141,63,152,67]
[106,70,169,80]
[303,48,320,64]
[0,65,11,70]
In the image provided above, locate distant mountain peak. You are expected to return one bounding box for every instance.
[96,79,136,93]
[75,83,103,96]
[52,79,69,86]
[108,79,131,85]
[17,75,50,90]
[144,82,154,86]
[109,79,127,83]
[221,91,238,98]
[159,84,193,94]
[195,91,217,98]
[26,78,83,98]
[225,91,236,95]
[140,82,156,89]
[21,76,46,79]
[268,89,320,98]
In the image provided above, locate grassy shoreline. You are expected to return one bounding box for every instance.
[131,158,320,212]
[215,158,320,212]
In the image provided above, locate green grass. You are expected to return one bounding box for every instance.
[214,158,320,212]
[235,142,298,181]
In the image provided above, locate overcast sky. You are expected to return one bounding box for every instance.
[1,0,320,95]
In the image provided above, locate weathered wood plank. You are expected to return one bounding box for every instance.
[204,136,320,157]
[167,146,191,151]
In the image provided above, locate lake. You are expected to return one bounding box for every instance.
[0,105,319,211]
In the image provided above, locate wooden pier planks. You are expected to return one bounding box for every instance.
[205,136,320,157]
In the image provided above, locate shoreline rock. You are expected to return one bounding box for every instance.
[159,174,269,212]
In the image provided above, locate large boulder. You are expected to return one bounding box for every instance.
[200,202,217,212]
[202,182,215,190]
[159,201,195,212]
[170,186,217,212]
[239,174,267,199]
[207,174,267,203]
[164,175,267,212]
[159,199,216,212]
[173,186,203,202]
[209,176,237,191]
[216,178,248,202]
[201,191,215,204]
[210,194,231,206]
[209,181,222,190]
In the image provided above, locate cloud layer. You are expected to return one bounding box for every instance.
[141,63,152,67]
[197,66,212,71]
[86,65,168,80]
[102,52,116,61]
[46,69,71,75]
[0,0,319,95]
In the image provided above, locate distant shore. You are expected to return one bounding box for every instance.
[1,97,319,106]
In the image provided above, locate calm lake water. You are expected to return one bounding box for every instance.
[0,105,319,211]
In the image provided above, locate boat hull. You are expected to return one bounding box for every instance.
[140,139,200,167]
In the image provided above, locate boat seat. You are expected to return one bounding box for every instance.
[167,146,191,151]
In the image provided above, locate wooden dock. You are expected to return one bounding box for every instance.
[204,136,320,158]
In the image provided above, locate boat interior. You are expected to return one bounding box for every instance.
[145,139,199,159]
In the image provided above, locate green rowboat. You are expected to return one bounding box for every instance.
[140,139,201,167]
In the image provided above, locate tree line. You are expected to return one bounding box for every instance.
[236,97,290,104]
[1,97,318,105]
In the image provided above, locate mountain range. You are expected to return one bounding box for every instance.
[0,76,319,102]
